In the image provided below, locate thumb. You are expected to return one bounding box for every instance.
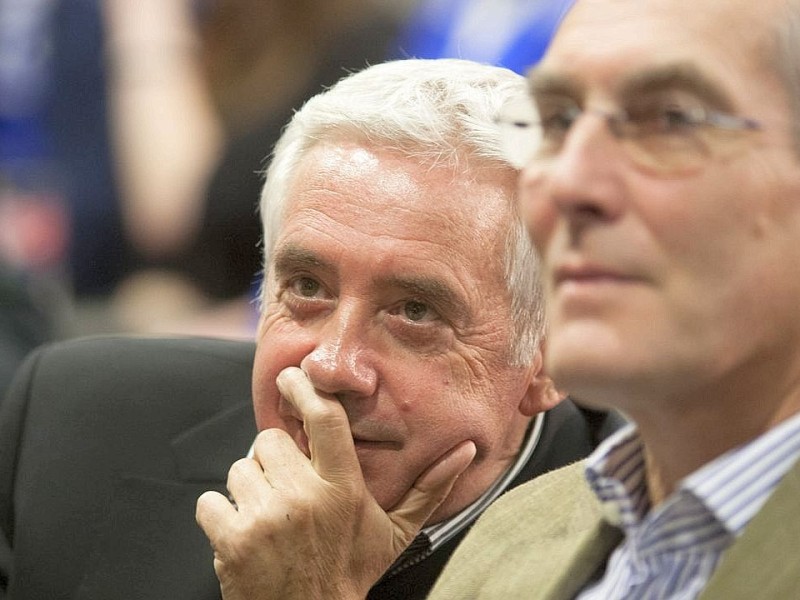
[386,440,476,549]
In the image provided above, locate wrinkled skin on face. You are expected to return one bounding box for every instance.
[253,141,554,522]
[521,0,800,489]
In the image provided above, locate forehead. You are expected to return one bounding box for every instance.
[275,141,516,279]
[539,0,781,103]
[282,141,515,243]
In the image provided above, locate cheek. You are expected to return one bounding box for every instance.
[251,319,316,431]
[389,362,469,429]
[406,361,524,455]
[645,176,764,283]
[251,360,282,431]
[519,167,556,254]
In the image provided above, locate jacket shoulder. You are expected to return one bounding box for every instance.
[429,462,603,599]
[5,335,254,413]
[0,336,256,599]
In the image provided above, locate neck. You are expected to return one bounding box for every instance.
[631,373,800,506]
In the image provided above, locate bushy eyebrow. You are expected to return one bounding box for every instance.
[272,243,471,323]
[272,244,334,278]
[527,68,584,99]
[617,63,734,110]
[527,62,734,111]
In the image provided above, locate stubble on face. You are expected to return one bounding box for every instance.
[525,0,800,411]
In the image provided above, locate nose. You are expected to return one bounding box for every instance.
[299,304,378,400]
[532,112,627,225]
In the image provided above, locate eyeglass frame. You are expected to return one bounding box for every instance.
[494,96,764,174]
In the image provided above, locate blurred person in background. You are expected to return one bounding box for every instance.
[2,0,413,339]
[0,59,623,600]
[389,0,575,74]
[102,0,413,337]
[1,0,123,303]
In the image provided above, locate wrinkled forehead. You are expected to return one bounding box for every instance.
[538,0,782,100]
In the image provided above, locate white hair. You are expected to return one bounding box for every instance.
[259,58,544,365]
[774,0,800,155]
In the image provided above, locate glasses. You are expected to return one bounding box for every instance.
[495,96,762,175]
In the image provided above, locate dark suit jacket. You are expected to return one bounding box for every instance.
[0,336,624,600]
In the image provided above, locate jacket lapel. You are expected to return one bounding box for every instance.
[546,456,800,599]
[545,519,623,599]
[547,457,800,599]
[700,457,800,599]
[75,403,256,600]
[488,463,623,599]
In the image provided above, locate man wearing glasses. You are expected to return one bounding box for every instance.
[0,58,625,600]
[199,0,800,598]
[430,0,800,597]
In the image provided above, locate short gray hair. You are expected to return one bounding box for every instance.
[773,0,800,155]
[259,58,543,365]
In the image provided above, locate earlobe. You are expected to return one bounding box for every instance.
[519,348,565,417]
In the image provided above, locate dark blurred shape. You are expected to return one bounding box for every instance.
[180,0,406,301]
[0,263,56,400]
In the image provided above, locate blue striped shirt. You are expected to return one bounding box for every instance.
[578,411,800,600]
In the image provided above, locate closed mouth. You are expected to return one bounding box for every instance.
[553,262,641,287]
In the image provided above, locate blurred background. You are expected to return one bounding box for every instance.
[0,0,574,397]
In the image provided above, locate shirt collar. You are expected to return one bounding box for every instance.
[584,423,647,531]
[423,410,545,548]
[585,411,800,537]
[682,410,800,536]
[384,410,546,576]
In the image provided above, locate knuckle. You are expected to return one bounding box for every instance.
[194,491,217,523]
[227,457,253,480]
[307,404,347,431]
[255,427,291,446]
[217,514,274,562]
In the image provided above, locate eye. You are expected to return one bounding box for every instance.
[535,98,581,151]
[388,299,441,324]
[404,300,431,322]
[280,275,333,319]
[384,296,454,352]
[540,106,579,135]
[627,94,706,136]
[660,105,698,128]
[289,276,324,298]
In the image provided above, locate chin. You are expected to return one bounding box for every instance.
[550,318,627,366]
[549,353,625,405]
[360,458,415,510]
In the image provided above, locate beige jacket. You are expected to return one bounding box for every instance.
[429,458,800,599]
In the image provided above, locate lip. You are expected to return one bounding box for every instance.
[352,438,403,452]
[278,399,402,450]
[350,426,403,450]
[553,261,641,288]
[550,261,647,312]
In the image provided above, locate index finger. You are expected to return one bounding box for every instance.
[276,366,362,483]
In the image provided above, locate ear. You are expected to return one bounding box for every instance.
[518,347,565,417]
